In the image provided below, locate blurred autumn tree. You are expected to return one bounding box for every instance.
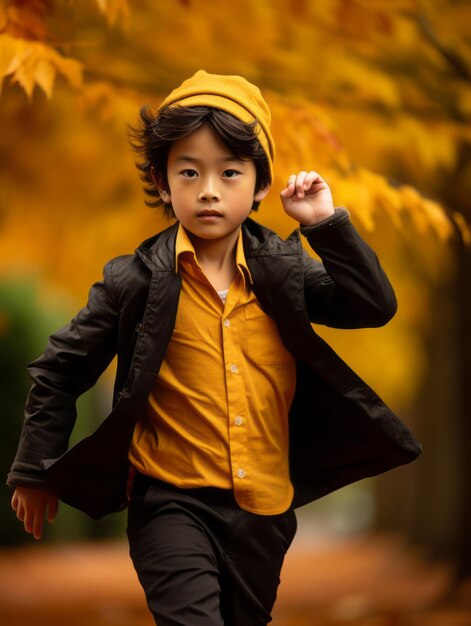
[0,0,470,572]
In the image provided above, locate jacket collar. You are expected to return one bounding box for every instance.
[135,221,179,272]
[135,217,301,273]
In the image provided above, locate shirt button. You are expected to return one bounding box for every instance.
[234,416,243,426]
[223,319,230,327]
[230,364,238,374]
[237,469,246,479]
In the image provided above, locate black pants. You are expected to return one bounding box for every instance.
[126,474,297,626]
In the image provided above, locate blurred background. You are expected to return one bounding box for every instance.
[1,1,470,625]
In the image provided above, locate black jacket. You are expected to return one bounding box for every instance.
[7,209,421,519]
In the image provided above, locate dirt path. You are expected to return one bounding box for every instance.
[0,533,469,625]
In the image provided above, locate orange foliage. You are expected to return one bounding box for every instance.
[0,0,468,409]
[1,0,468,238]
[0,33,82,97]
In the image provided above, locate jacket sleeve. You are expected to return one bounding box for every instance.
[300,208,397,328]
[7,260,120,491]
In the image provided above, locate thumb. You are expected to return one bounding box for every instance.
[280,185,295,201]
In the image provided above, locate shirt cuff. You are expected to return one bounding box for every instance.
[299,207,350,236]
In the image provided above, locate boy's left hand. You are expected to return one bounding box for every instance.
[280,170,335,226]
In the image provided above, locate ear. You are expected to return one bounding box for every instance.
[150,168,171,203]
[159,188,171,204]
[254,184,271,203]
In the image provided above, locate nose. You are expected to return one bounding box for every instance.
[198,177,221,202]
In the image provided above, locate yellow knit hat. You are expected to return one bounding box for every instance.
[158,70,275,180]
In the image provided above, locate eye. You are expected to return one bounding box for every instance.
[181,169,198,178]
[223,169,240,178]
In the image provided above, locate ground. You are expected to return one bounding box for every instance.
[0,532,470,626]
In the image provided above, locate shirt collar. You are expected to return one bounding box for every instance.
[175,223,253,284]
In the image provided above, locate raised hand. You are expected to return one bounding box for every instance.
[280,170,334,226]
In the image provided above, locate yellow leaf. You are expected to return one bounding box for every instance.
[95,0,130,26]
[452,211,471,246]
[9,48,36,98]
[35,57,55,98]
[0,35,23,93]
[422,199,454,242]
[0,37,83,98]
[52,52,83,89]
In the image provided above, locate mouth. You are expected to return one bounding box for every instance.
[196,209,223,219]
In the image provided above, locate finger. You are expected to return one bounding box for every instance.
[281,175,297,200]
[16,500,25,522]
[280,186,295,200]
[287,174,296,188]
[24,509,35,534]
[47,497,59,523]
[303,170,319,190]
[15,497,25,522]
[33,512,44,541]
[295,171,308,198]
[11,491,18,512]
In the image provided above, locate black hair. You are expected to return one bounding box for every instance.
[128,105,271,217]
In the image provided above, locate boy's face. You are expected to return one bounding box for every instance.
[160,124,269,243]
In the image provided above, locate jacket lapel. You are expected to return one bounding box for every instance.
[129,222,182,394]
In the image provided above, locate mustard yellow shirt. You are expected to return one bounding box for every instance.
[129,224,296,514]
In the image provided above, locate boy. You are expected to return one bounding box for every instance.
[8,70,421,626]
